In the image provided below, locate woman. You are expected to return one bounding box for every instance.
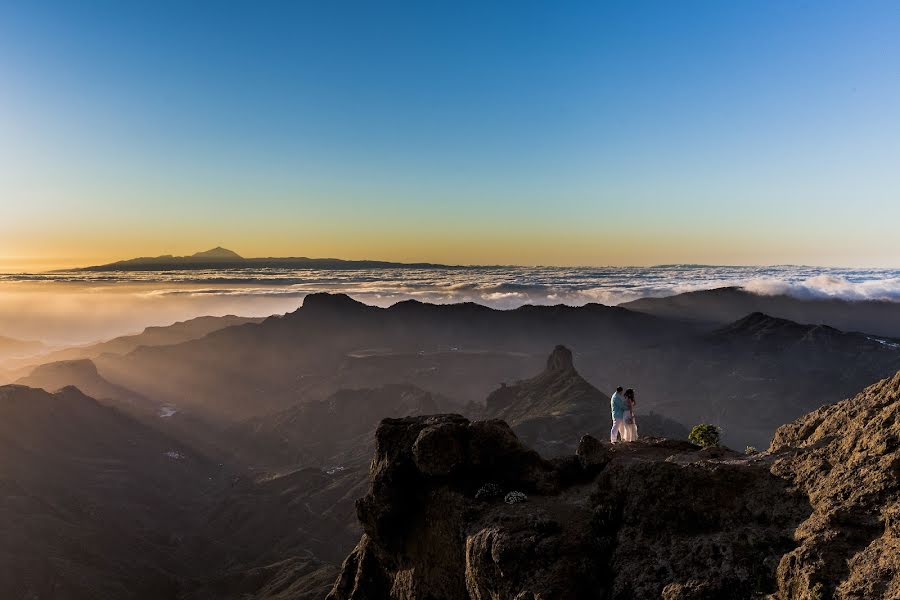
[623,388,638,442]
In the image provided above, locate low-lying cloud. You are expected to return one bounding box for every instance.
[743,275,900,302]
[1,265,898,344]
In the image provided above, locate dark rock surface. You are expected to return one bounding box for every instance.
[328,370,900,599]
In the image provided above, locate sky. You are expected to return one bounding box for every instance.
[1,1,899,270]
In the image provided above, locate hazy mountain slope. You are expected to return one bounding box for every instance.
[621,286,900,338]
[11,314,263,370]
[14,357,277,470]
[0,385,362,600]
[0,385,221,600]
[0,334,46,360]
[17,358,149,404]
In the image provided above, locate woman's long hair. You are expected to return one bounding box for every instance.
[624,388,635,403]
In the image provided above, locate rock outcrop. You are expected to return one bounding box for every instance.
[768,371,900,599]
[483,345,687,456]
[328,370,900,599]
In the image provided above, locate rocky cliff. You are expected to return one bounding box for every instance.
[768,371,900,599]
[482,345,687,456]
[327,371,900,599]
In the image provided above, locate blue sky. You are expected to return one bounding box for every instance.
[1,1,898,268]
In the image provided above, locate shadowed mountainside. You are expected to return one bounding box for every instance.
[0,384,358,600]
[622,286,900,339]
[0,385,221,600]
[17,358,149,406]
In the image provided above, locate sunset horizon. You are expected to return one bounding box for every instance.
[4,3,899,273]
[4,241,900,274]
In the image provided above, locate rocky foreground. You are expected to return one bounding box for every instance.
[327,372,900,599]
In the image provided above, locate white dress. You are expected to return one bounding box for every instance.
[623,401,638,442]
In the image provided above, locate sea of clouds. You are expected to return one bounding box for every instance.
[6,264,900,307]
[2,264,900,344]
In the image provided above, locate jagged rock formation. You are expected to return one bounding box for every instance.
[328,416,806,599]
[483,345,687,455]
[328,370,900,599]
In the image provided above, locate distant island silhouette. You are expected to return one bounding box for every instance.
[77,247,456,271]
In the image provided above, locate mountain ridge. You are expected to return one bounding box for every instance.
[78,294,900,448]
[77,249,455,271]
[622,286,900,339]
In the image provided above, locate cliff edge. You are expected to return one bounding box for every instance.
[327,371,900,599]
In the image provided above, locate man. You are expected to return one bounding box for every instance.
[610,386,627,443]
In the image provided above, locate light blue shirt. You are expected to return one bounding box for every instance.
[611,391,627,420]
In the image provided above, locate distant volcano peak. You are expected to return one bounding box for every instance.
[190,247,243,260]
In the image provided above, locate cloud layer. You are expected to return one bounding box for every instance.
[1,265,899,344]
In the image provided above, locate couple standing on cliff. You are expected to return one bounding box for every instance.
[610,387,638,443]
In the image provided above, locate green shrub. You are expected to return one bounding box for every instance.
[689,424,720,447]
[745,445,758,455]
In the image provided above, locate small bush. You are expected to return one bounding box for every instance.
[745,445,758,455]
[474,483,503,501]
[504,491,528,504]
[689,424,720,448]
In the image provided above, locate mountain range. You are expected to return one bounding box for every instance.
[4,290,900,598]
[623,286,900,339]
[0,314,262,383]
[41,292,897,449]
[78,247,452,271]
